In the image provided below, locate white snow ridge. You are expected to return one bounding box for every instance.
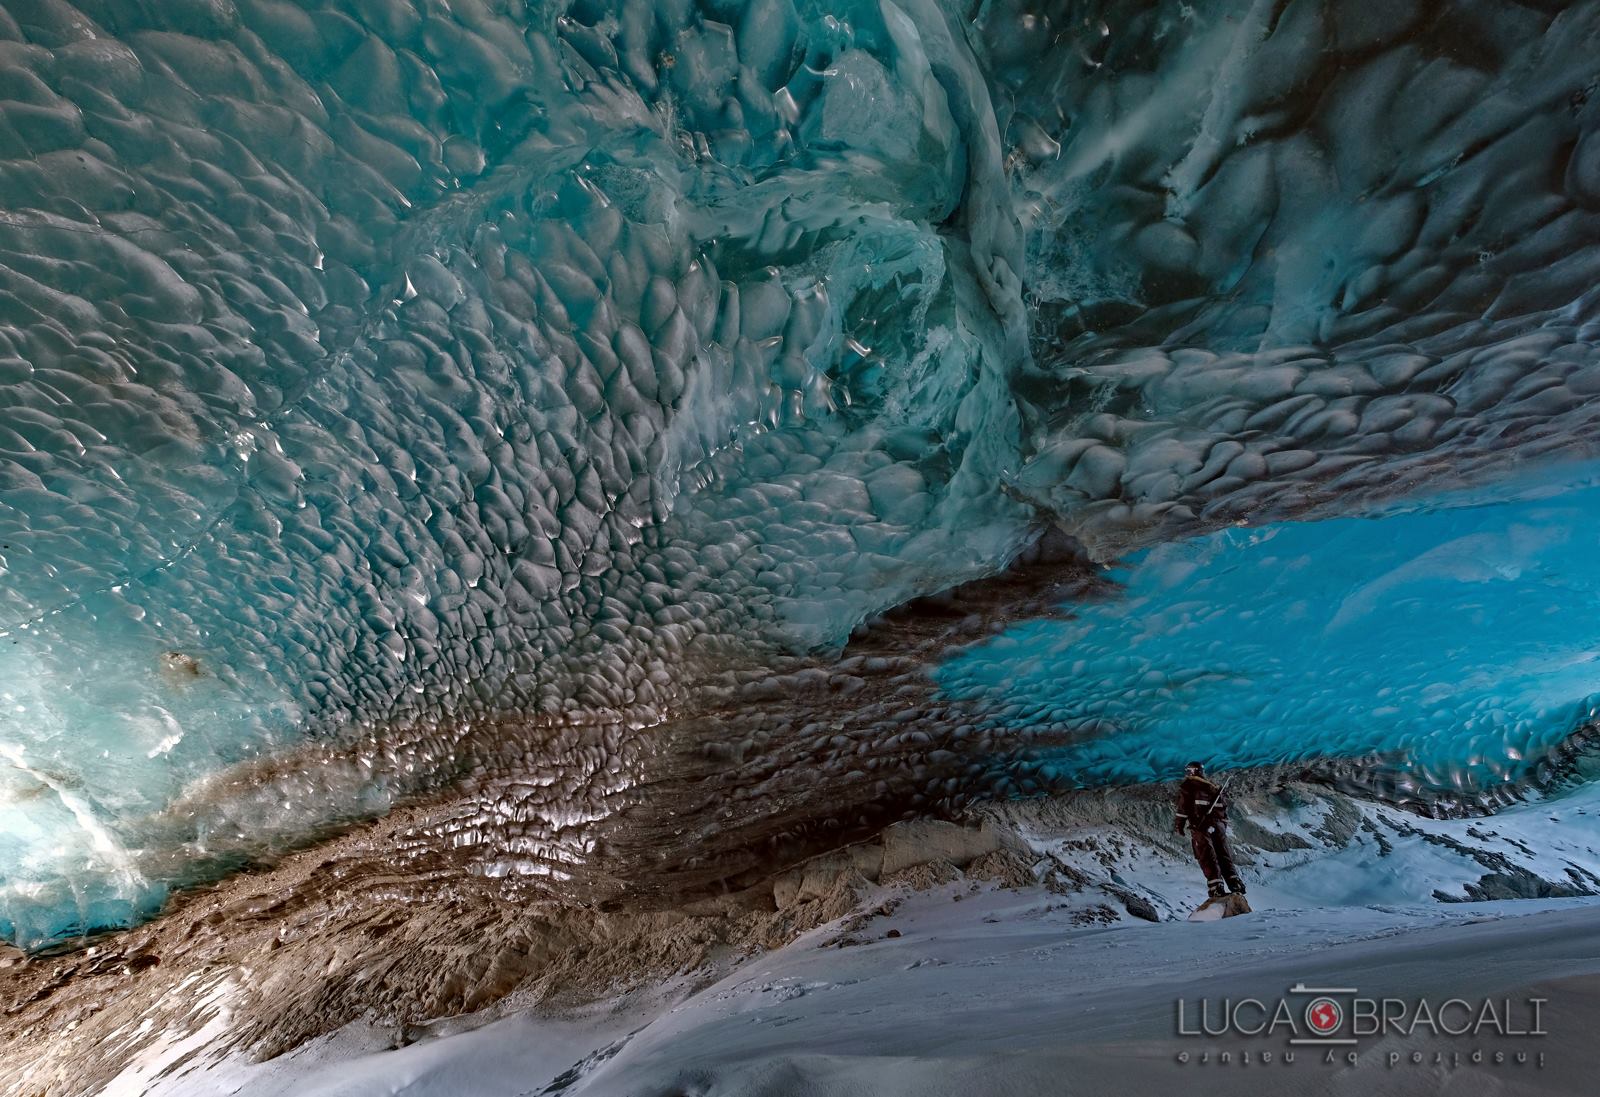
[121,776,1600,1097]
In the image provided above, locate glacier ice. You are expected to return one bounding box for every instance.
[938,459,1600,800]
[1,0,1599,945]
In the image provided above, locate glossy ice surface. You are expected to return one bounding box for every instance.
[3,0,1600,944]
[939,460,1600,793]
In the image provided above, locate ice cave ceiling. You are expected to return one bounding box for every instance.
[2,0,1600,945]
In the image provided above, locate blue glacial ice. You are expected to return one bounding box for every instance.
[2,0,1600,945]
[938,459,1600,796]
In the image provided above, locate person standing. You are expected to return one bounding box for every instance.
[1173,761,1245,900]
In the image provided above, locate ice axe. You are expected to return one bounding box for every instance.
[1196,772,1235,828]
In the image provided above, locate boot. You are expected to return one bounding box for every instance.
[1206,880,1228,900]
[1226,875,1247,895]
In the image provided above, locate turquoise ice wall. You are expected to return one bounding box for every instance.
[3,0,1600,943]
[939,460,1600,793]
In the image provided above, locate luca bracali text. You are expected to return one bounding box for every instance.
[1172,983,1548,1071]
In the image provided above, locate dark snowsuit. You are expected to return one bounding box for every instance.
[1174,775,1244,896]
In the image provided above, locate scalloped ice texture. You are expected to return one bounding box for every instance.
[0,0,1598,945]
[937,457,1600,796]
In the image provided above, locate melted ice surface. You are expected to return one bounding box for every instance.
[938,459,1600,792]
[2,0,1600,943]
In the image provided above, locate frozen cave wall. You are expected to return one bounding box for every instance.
[0,0,1599,942]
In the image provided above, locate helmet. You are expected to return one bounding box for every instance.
[1184,760,1205,775]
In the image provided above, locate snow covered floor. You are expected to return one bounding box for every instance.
[139,890,1600,1097]
[111,776,1600,1097]
[560,895,1600,1097]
